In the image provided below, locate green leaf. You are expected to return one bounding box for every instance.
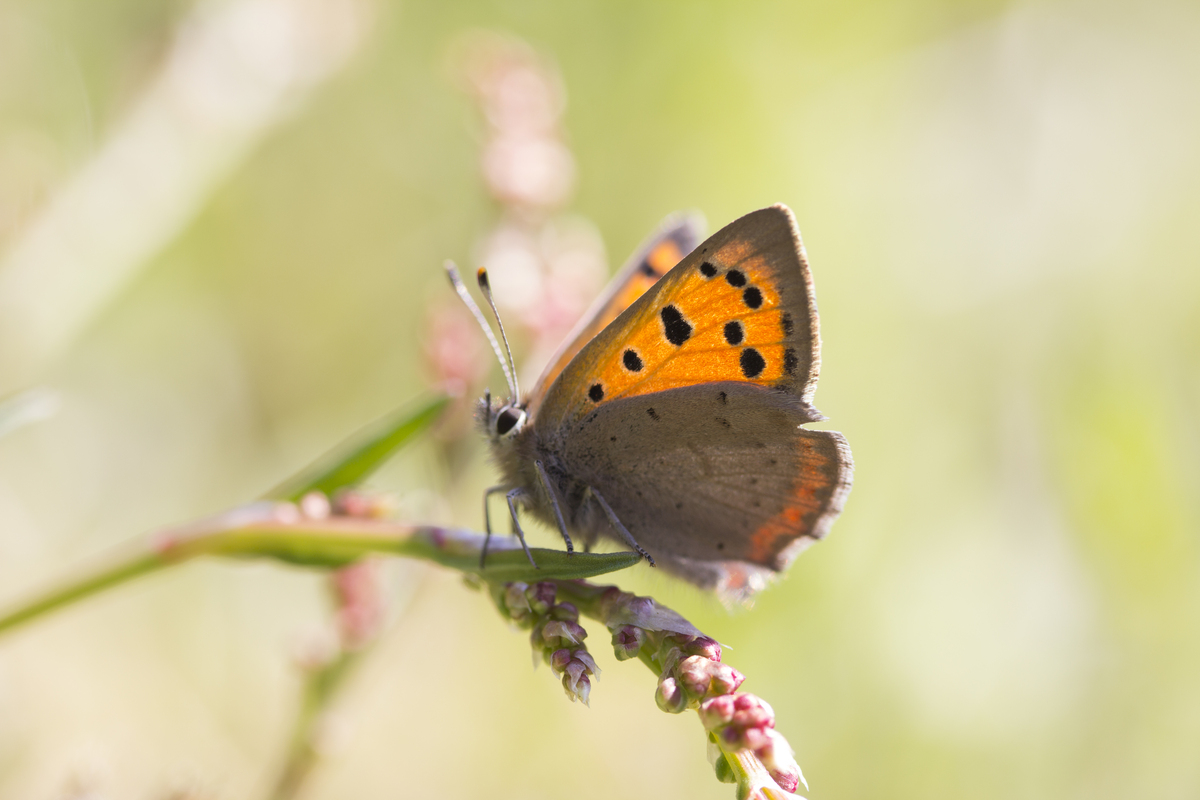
[266,395,449,502]
[210,526,643,581]
[470,548,643,582]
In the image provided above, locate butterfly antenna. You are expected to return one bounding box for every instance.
[475,267,521,401]
[444,261,519,401]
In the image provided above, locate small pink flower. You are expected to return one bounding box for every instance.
[656,676,687,714]
[541,619,586,647]
[611,625,647,661]
[758,729,805,793]
[527,581,557,615]
[332,560,384,650]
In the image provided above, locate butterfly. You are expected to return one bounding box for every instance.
[450,205,853,602]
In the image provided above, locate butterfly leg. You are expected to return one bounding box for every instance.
[534,460,574,555]
[481,484,509,569]
[588,487,656,567]
[506,488,538,567]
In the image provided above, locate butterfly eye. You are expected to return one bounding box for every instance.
[495,406,526,437]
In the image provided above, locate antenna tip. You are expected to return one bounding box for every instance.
[476,267,491,290]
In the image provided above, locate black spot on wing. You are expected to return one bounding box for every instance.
[743,287,763,309]
[723,321,744,345]
[740,348,766,378]
[623,349,644,372]
[660,305,692,346]
[783,348,798,376]
[718,391,727,405]
[715,417,731,428]
[700,261,717,278]
[589,383,604,402]
[725,269,747,287]
[640,262,657,277]
[647,407,660,420]
[781,312,795,337]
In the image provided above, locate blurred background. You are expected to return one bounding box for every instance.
[0,0,1198,797]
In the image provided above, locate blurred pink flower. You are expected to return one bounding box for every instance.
[332,560,384,650]
[422,300,490,397]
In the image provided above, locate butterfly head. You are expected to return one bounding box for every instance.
[479,389,528,441]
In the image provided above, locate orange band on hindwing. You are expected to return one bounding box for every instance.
[748,435,837,565]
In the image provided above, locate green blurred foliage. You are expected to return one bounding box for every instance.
[0,0,1198,798]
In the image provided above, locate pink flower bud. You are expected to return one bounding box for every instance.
[549,601,579,621]
[721,724,771,751]
[758,729,805,793]
[771,767,802,795]
[702,693,778,752]
[627,596,656,619]
[731,708,773,731]
[550,648,572,673]
[676,655,714,698]
[708,663,745,696]
[698,694,737,729]
[565,659,587,685]
[541,619,586,646]
[656,676,688,714]
[504,583,533,623]
[573,650,600,677]
[332,561,384,649]
[331,489,397,519]
[563,662,591,705]
[683,636,722,662]
[611,625,647,661]
[300,491,331,520]
[738,693,774,720]
[527,581,557,614]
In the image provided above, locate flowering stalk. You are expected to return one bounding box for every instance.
[491,580,600,704]
[0,502,639,640]
[487,580,808,799]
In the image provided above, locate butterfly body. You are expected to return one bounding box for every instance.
[478,205,852,601]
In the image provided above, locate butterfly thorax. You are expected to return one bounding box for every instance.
[479,393,600,538]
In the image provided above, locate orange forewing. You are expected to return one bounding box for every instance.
[526,214,705,416]
[538,205,820,430]
[589,254,788,401]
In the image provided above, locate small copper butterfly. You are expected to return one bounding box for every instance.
[450,205,853,601]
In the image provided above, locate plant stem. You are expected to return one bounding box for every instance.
[267,648,364,800]
[0,550,163,636]
[0,505,640,642]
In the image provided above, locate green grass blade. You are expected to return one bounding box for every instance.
[267,395,449,502]
[471,548,643,582]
